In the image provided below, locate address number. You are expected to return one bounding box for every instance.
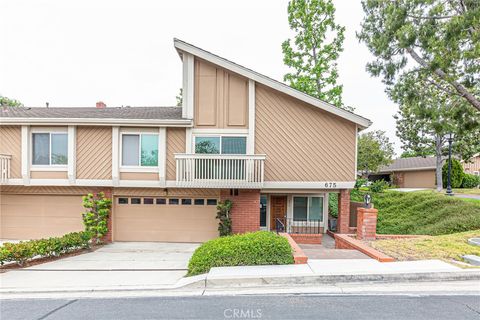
[324,182,337,188]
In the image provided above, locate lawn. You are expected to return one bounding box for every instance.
[453,188,480,195]
[370,230,480,264]
[350,190,480,235]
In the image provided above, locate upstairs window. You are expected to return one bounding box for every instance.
[122,134,158,167]
[195,136,246,154]
[32,133,68,165]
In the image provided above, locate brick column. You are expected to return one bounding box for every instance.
[337,189,350,234]
[220,189,260,234]
[356,207,378,240]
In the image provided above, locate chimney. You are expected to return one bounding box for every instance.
[96,101,106,109]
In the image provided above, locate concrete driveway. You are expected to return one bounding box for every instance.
[0,242,200,293]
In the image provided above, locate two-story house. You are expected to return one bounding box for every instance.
[0,39,371,242]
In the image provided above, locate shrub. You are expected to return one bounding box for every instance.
[216,200,233,236]
[328,193,338,218]
[82,192,112,244]
[187,231,294,276]
[442,159,464,188]
[355,178,368,190]
[461,174,480,188]
[370,179,389,193]
[0,231,91,266]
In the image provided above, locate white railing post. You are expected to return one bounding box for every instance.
[0,154,12,183]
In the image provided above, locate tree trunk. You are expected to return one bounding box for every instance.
[435,135,443,192]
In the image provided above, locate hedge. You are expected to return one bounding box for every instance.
[462,174,480,188]
[187,231,294,276]
[0,231,91,267]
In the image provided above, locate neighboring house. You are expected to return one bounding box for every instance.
[0,39,371,242]
[462,153,480,176]
[369,157,440,189]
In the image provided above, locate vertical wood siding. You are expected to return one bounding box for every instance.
[76,126,112,180]
[463,156,480,174]
[255,84,356,182]
[166,127,186,181]
[0,126,21,178]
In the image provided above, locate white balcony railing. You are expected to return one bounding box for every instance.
[175,154,266,188]
[0,154,11,184]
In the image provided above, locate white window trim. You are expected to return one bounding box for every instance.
[192,134,248,154]
[30,131,68,169]
[119,132,160,171]
[291,195,325,222]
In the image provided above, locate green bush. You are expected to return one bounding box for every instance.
[0,231,91,266]
[355,178,368,189]
[328,193,338,218]
[370,179,389,193]
[442,159,464,188]
[216,200,233,236]
[461,174,480,188]
[187,231,294,276]
[82,192,112,244]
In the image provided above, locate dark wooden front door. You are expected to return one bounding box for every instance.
[270,196,287,231]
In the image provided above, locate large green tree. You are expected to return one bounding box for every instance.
[357,130,395,177]
[392,72,480,191]
[282,0,347,108]
[0,96,23,107]
[358,0,480,111]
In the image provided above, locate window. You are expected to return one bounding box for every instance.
[194,199,205,205]
[118,198,128,204]
[207,199,217,206]
[32,133,68,165]
[182,199,192,205]
[293,196,323,221]
[195,136,246,154]
[121,134,158,167]
[474,171,479,176]
[156,198,166,205]
[143,198,154,205]
[169,198,179,205]
[260,195,267,228]
[131,198,141,204]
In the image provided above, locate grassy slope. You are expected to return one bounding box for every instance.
[351,190,480,235]
[371,230,480,263]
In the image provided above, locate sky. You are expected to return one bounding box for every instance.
[0,0,402,154]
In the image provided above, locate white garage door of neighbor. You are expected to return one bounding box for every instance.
[0,194,85,240]
[114,197,219,242]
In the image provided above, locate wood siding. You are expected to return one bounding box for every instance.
[166,127,186,180]
[255,84,356,182]
[194,59,248,128]
[76,126,112,180]
[120,172,158,180]
[463,156,480,175]
[31,171,68,179]
[0,126,21,178]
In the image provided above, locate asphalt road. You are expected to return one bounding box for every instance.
[1,295,479,320]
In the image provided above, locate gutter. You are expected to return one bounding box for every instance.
[0,117,193,127]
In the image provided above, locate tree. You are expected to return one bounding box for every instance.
[82,192,112,244]
[358,0,480,112]
[391,72,480,191]
[442,159,464,188]
[0,96,23,107]
[357,130,395,177]
[176,88,183,107]
[282,0,347,108]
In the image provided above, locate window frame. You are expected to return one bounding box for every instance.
[30,131,68,169]
[292,195,324,222]
[120,132,160,171]
[193,134,248,155]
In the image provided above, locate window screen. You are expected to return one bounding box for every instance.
[293,197,308,221]
[221,137,246,154]
[122,135,139,166]
[32,133,50,165]
[309,197,323,221]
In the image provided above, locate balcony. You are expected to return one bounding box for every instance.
[0,154,11,184]
[175,154,266,188]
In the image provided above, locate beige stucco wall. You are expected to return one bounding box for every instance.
[403,170,436,188]
[194,59,248,128]
[76,126,112,180]
[31,171,68,179]
[463,156,480,174]
[255,84,356,182]
[166,127,186,181]
[0,126,22,178]
[120,172,158,180]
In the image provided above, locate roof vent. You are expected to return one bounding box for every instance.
[96,101,106,109]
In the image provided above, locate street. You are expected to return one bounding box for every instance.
[1,295,479,320]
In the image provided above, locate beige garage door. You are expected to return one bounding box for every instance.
[0,194,84,240]
[114,197,219,242]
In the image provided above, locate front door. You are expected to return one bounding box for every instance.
[270,195,287,231]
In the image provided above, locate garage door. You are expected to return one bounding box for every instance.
[0,194,84,240]
[114,197,219,242]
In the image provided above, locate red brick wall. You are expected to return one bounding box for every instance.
[356,207,378,241]
[337,189,351,233]
[220,189,260,234]
[290,233,322,245]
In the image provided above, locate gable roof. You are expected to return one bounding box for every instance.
[377,156,442,173]
[174,38,372,129]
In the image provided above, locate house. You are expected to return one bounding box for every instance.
[462,153,480,176]
[0,39,371,243]
[369,157,439,189]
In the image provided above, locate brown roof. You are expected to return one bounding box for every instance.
[0,106,184,120]
[377,157,442,173]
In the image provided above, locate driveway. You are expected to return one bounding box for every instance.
[0,242,200,293]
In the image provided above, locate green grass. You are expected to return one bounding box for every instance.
[453,188,480,195]
[351,190,480,235]
[371,230,480,264]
